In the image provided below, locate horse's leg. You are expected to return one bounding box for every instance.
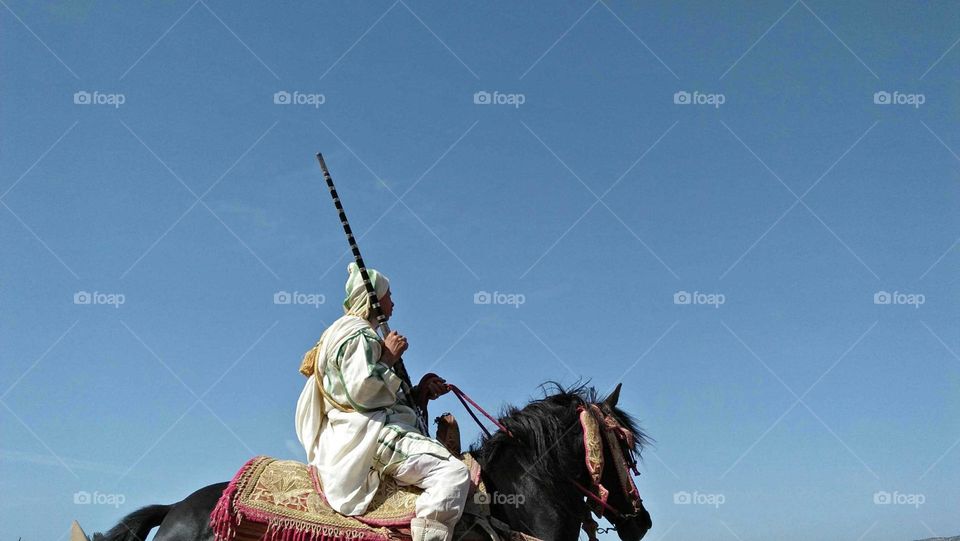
[152,482,227,541]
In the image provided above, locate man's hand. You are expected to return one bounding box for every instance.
[418,373,450,401]
[381,330,408,366]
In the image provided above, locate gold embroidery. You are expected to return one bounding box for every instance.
[578,407,604,487]
[592,404,644,513]
[225,456,421,540]
[216,454,550,541]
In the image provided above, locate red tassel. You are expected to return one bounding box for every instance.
[210,456,262,541]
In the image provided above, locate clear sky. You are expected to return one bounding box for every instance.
[2,2,958,540]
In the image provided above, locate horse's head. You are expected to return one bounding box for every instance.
[591,384,652,540]
[473,382,652,541]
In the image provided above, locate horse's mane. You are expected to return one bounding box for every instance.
[469,381,650,497]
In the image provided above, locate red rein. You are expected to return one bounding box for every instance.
[571,480,624,519]
[446,384,513,438]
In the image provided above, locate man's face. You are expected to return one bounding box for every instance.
[380,291,393,319]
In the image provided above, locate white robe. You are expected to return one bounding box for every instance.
[295,315,450,516]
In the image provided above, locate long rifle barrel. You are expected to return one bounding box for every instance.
[315,153,419,419]
[316,153,391,335]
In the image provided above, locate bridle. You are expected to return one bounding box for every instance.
[448,385,645,540]
[573,402,645,538]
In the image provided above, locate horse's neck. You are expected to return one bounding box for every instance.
[476,445,585,541]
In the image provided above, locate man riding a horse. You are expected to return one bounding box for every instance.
[79,379,653,541]
[295,263,470,541]
[72,155,653,541]
[75,264,654,541]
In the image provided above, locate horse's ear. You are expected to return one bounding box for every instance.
[604,383,622,408]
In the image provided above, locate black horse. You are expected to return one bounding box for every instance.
[88,383,651,541]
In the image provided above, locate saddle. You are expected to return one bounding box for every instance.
[211,416,535,541]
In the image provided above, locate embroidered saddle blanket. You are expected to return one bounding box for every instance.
[210,455,543,541]
[211,456,422,541]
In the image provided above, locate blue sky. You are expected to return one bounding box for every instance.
[1,1,958,540]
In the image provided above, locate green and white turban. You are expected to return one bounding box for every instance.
[343,262,390,319]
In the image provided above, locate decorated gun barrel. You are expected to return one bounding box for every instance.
[315,153,421,425]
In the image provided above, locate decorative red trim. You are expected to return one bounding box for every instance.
[211,456,261,541]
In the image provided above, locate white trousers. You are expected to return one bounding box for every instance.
[391,454,470,529]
